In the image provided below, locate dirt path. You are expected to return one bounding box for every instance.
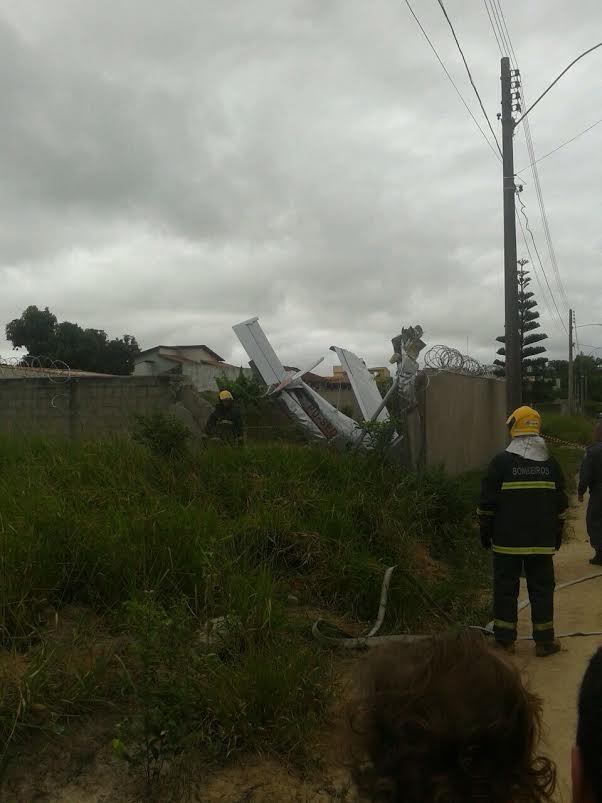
[515,494,602,803]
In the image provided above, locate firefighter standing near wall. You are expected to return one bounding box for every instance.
[478,406,567,657]
[205,389,244,444]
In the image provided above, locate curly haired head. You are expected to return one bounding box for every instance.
[350,629,556,803]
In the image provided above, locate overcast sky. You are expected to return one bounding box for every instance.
[0,1,600,372]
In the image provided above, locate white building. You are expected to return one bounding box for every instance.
[134,344,252,392]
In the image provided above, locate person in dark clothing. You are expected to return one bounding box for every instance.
[478,406,568,657]
[572,647,602,803]
[205,390,244,443]
[578,423,602,565]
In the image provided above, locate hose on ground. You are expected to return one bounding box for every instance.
[312,566,602,649]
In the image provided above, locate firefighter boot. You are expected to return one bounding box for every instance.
[535,640,562,658]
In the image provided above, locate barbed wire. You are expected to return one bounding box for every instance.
[0,355,71,383]
[423,345,498,377]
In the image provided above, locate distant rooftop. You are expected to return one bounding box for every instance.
[138,344,225,363]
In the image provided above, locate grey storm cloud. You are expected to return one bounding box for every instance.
[0,0,600,371]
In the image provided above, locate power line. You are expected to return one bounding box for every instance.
[514,204,561,335]
[482,0,503,57]
[516,117,602,172]
[522,117,571,312]
[406,0,566,341]
[490,3,570,320]
[434,0,503,158]
[492,3,571,316]
[490,0,513,57]
[403,0,501,161]
[516,194,567,334]
[485,1,570,342]
[515,41,602,126]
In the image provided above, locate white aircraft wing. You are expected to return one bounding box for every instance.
[330,346,389,422]
[233,317,287,386]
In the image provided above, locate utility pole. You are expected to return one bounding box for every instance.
[568,308,574,415]
[501,57,521,413]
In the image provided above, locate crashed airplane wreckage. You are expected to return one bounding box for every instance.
[233,317,427,461]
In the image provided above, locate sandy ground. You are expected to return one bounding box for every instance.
[513,494,602,803]
[3,497,601,802]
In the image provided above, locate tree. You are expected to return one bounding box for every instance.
[103,335,141,376]
[494,267,549,399]
[5,306,140,375]
[5,305,57,356]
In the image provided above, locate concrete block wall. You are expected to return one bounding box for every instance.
[0,378,71,436]
[0,371,507,475]
[422,371,507,475]
[0,376,187,438]
[71,376,176,437]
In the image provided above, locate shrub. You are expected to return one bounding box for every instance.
[132,411,190,458]
[216,371,264,407]
[541,413,594,446]
[355,418,400,461]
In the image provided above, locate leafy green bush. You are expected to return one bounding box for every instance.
[216,371,264,407]
[541,413,594,446]
[355,417,400,460]
[132,411,190,458]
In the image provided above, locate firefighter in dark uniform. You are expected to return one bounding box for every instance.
[478,406,568,657]
[205,390,244,444]
[578,422,602,565]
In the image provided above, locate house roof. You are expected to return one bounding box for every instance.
[138,345,225,362]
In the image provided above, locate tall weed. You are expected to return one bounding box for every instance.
[0,437,487,785]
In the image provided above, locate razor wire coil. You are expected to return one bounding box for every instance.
[0,355,71,383]
[423,345,498,377]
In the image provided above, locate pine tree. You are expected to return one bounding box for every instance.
[494,266,548,385]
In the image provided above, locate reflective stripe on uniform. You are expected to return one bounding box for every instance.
[501,481,556,490]
[476,507,495,517]
[533,621,554,631]
[492,545,556,555]
[494,619,517,630]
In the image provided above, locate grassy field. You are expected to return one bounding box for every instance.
[0,435,491,794]
[0,410,593,796]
